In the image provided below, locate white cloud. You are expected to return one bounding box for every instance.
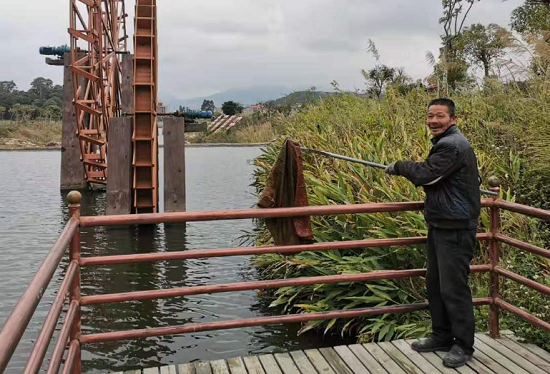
[0,0,524,97]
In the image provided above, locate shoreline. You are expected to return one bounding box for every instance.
[0,143,268,151]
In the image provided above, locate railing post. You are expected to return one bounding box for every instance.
[488,177,501,338]
[67,191,82,374]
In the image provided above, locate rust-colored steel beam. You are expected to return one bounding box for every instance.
[22,261,78,374]
[132,0,159,213]
[498,200,550,222]
[80,200,495,227]
[60,340,80,374]
[495,233,550,259]
[0,218,78,374]
[495,298,550,332]
[80,298,492,343]
[69,0,128,188]
[45,301,79,374]
[81,237,428,266]
[81,265,491,305]
[80,233,493,267]
[80,201,425,227]
[494,267,550,297]
[489,188,501,338]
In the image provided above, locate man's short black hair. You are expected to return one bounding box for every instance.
[428,98,456,117]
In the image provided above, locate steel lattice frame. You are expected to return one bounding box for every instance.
[133,0,158,213]
[69,0,128,186]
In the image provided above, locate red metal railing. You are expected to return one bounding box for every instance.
[1,184,550,374]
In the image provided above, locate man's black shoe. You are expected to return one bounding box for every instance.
[411,336,453,352]
[443,345,473,368]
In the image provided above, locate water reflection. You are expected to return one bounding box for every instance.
[0,148,349,374]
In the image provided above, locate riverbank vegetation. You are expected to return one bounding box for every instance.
[0,120,61,149]
[250,0,550,350]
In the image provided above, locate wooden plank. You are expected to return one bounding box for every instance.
[474,337,531,374]
[378,342,423,374]
[289,350,319,374]
[121,54,134,115]
[319,347,354,374]
[194,362,213,374]
[433,351,498,374]
[210,360,230,374]
[227,357,248,374]
[160,366,177,374]
[497,337,550,372]
[178,363,196,374]
[333,345,373,373]
[304,349,337,374]
[362,343,407,374]
[391,340,444,374]
[469,349,515,374]
[258,355,283,374]
[61,54,86,190]
[404,340,476,374]
[243,356,266,374]
[143,368,159,374]
[274,353,300,374]
[123,370,142,374]
[505,336,550,365]
[347,344,388,374]
[106,116,133,215]
[163,116,186,212]
[476,334,547,374]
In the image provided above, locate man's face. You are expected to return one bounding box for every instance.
[426,104,456,137]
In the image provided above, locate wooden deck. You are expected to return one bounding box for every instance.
[110,333,550,374]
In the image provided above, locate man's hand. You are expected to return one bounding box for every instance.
[385,162,398,175]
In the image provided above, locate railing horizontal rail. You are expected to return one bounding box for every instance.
[81,265,491,305]
[80,202,426,227]
[80,234,493,267]
[494,267,550,297]
[495,298,550,333]
[80,199,495,227]
[60,340,79,374]
[80,298,492,344]
[498,200,550,222]
[45,301,78,374]
[495,234,550,260]
[22,261,78,374]
[0,218,79,374]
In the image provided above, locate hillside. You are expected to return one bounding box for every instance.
[160,85,291,111]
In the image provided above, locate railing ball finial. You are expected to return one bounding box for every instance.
[488,176,501,189]
[67,190,82,205]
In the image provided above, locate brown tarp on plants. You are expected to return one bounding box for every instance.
[257,138,314,245]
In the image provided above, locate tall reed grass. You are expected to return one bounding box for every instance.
[251,82,550,348]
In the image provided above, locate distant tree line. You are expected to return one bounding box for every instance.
[0,77,63,121]
[361,0,550,97]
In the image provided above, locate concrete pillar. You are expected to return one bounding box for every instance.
[106,117,133,215]
[121,54,134,116]
[163,117,186,212]
[60,54,86,190]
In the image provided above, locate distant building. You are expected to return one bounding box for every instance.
[157,101,167,114]
[243,104,265,116]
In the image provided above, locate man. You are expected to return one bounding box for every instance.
[385,98,480,368]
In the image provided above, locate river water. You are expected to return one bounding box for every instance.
[0,147,341,374]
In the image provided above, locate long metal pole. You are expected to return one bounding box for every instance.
[0,219,78,374]
[301,148,498,196]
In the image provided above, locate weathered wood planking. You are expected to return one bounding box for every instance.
[119,333,550,374]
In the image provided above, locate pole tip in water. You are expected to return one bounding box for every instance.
[67,191,82,205]
[487,176,501,188]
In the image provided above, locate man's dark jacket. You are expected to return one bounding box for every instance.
[393,126,480,229]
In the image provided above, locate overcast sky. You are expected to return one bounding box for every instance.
[0,0,523,99]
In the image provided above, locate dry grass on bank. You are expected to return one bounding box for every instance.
[0,120,62,149]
